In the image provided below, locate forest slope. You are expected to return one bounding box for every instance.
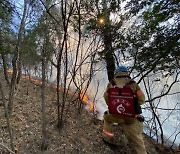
[0,72,178,154]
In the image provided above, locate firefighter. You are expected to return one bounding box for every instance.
[102,66,147,154]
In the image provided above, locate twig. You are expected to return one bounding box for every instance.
[0,142,15,154]
[170,132,180,148]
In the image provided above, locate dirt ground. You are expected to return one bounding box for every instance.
[0,72,178,154]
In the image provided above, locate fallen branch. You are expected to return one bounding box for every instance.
[0,142,15,154]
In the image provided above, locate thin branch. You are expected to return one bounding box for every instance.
[170,132,180,148]
[39,0,61,25]
[145,71,180,102]
[146,82,180,103]
[0,142,15,154]
[142,106,180,111]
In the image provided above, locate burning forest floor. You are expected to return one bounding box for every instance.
[0,72,178,154]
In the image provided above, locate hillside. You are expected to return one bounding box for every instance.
[0,72,178,154]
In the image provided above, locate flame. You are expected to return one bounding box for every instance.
[7,70,13,74]
[87,101,94,111]
[7,70,42,85]
[80,93,88,102]
[22,76,42,85]
[80,93,94,111]
[7,70,95,111]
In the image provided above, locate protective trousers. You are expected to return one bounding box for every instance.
[102,113,147,154]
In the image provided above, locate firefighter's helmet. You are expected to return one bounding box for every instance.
[114,66,128,74]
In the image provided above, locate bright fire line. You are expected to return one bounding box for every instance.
[7,70,94,111]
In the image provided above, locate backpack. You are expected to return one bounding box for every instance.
[107,80,142,117]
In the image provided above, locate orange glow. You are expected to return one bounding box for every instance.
[7,70,42,85]
[88,101,94,111]
[97,16,105,26]
[22,75,42,85]
[80,93,95,111]
[99,18,104,24]
[7,70,13,74]
[80,93,88,102]
[7,70,95,111]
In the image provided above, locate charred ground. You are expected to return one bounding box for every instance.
[0,72,178,154]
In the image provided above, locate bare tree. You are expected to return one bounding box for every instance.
[41,47,48,151]
[39,0,104,129]
[1,52,10,85]
[142,71,180,146]
[8,0,28,116]
[0,81,14,152]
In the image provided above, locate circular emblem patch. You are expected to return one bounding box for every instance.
[117,104,125,114]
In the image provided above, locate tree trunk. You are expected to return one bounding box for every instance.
[0,81,14,152]
[102,0,115,81]
[8,53,18,115]
[0,30,10,85]
[41,50,47,151]
[1,53,10,85]
[104,41,115,81]
[16,0,27,85]
[7,0,27,116]
[56,63,62,128]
